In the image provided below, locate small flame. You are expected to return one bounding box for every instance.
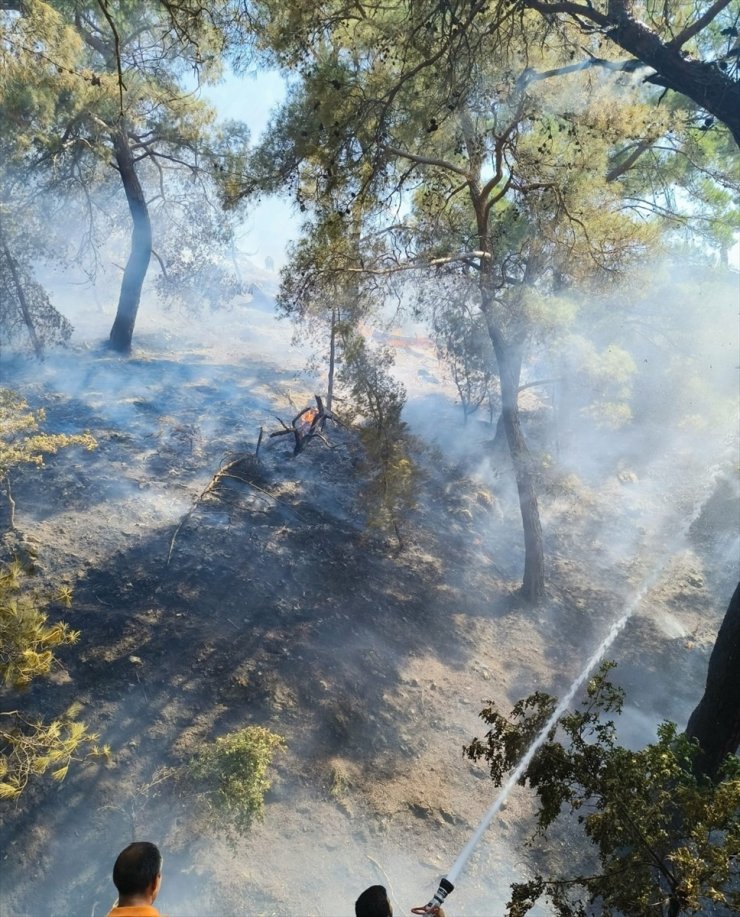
[298,408,318,430]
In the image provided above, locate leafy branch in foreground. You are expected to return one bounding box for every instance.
[0,563,107,799]
[465,662,740,916]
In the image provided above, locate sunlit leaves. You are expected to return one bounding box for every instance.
[0,564,104,798]
[464,661,740,915]
[0,707,102,799]
[0,560,78,689]
[0,388,96,478]
[184,725,285,841]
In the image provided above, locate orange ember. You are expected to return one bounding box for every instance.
[299,408,318,428]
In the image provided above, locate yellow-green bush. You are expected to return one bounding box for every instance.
[0,563,105,799]
[186,726,286,837]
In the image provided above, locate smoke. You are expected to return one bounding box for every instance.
[1,155,737,917]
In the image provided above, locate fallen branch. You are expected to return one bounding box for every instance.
[166,453,252,566]
[268,394,343,455]
[166,452,308,564]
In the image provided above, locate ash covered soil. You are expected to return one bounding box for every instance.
[0,301,736,917]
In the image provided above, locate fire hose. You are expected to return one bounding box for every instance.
[408,466,722,915]
[410,581,649,914]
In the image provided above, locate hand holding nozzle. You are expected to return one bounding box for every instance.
[411,877,454,915]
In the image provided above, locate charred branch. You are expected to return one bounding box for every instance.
[269,395,342,456]
[166,451,306,565]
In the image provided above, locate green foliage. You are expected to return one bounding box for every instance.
[0,563,105,799]
[430,285,497,423]
[185,725,285,839]
[0,1,248,336]
[339,333,419,549]
[465,662,740,916]
[0,388,96,479]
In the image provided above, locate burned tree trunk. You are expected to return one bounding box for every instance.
[686,581,740,780]
[109,123,152,353]
[484,309,545,603]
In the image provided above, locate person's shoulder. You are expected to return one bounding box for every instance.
[105,907,165,917]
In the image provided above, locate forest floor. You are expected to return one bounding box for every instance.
[0,293,737,917]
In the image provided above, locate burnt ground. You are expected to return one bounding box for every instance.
[0,322,737,917]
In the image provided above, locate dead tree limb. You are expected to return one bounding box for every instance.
[268,394,343,456]
[166,451,308,564]
[166,457,241,565]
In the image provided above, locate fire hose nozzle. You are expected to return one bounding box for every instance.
[411,877,455,914]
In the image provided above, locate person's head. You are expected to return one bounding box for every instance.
[355,885,392,917]
[112,842,163,904]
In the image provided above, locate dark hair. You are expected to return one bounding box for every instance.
[355,885,392,917]
[112,842,162,896]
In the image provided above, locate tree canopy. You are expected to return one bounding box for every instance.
[239,0,737,600]
[0,0,249,351]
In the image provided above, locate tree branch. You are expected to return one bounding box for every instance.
[384,145,469,179]
[606,138,654,182]
[95,0,126,116]
[523,0,609,29]
[668,0,733,50]
[150,248,168,279]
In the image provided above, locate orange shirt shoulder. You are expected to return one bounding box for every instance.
[105,907,165,917]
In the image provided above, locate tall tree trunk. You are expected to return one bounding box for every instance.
[109,123,152,353]
[327,307,338,413]
[0,215,43,359]
[686,582,740,780]
[483,307,545,602]
[491,346,523,455]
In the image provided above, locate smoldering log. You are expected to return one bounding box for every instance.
[268,394,342,455]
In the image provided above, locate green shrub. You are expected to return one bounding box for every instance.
[187,726,285,837]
